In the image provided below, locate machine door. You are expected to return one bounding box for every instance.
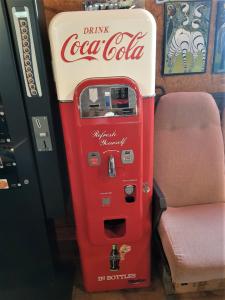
[4,0,68,218]
[73,78,145,245]
[0,0,54,290]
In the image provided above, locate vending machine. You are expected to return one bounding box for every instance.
[49,9,156,292]
[0,0,72,299]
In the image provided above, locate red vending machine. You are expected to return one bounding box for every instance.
[49,9,156,292]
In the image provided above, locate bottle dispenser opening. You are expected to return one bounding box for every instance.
[104,219,126,238]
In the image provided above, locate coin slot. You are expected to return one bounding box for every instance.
[0,157,3,168]
[88,152,101,166]
[28,78,34,84]
[24,60,31,66]
[31,90,37,96]
[89,104,100,108]
[27,72,33,78]
[22,40,29,47]
[125,196,135,203]
[29,84,36,90]
[23,47,30,53]
[35,118,41,128]
[32,116,53,151]
[25,66,32,72]
[22,33,28,40]
[24,53,30,60]
[124,185,136,203]
[21,27,27,33]
[20,20,27,26]
[104,219,126,238]
[43,140,47,149]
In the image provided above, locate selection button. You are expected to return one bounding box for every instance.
[121,150,134,164]
[88,152,101,166]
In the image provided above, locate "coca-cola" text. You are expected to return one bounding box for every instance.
[61,31,147,62]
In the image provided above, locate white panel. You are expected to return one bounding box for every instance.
[49,9,156,102]
[12,6,42,98]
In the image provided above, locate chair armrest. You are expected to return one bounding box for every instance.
[152,179,167,231]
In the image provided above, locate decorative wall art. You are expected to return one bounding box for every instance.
[84,0,144,10]
[163,1,211,75]
[156,0,169,4]
[213,1,225,74]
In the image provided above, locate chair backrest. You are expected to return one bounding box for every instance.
[222,107,225,144]
[154,92,225,207]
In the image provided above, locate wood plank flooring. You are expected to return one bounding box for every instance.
[57,234,225,299]
[71,261,225,300]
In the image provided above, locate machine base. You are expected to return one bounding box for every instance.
[80,237,151,292]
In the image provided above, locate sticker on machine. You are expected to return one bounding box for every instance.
[96,243,147,283]
[0,179,9,189]
[110,244,132,271]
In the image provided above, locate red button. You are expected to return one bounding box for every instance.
[90,157,99,166]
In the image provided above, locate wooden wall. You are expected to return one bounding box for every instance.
[43,0,225,94]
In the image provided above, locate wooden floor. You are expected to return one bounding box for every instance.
[71,262,225,300]
[57,239,225,300]
[72,287,225,300]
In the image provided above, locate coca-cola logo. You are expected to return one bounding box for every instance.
[61,31,147,62]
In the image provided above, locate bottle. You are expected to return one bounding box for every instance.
[110,244,120,271]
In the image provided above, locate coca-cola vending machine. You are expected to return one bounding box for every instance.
[49,9,156,292]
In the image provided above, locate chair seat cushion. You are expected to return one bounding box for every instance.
[158,202,225,283]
